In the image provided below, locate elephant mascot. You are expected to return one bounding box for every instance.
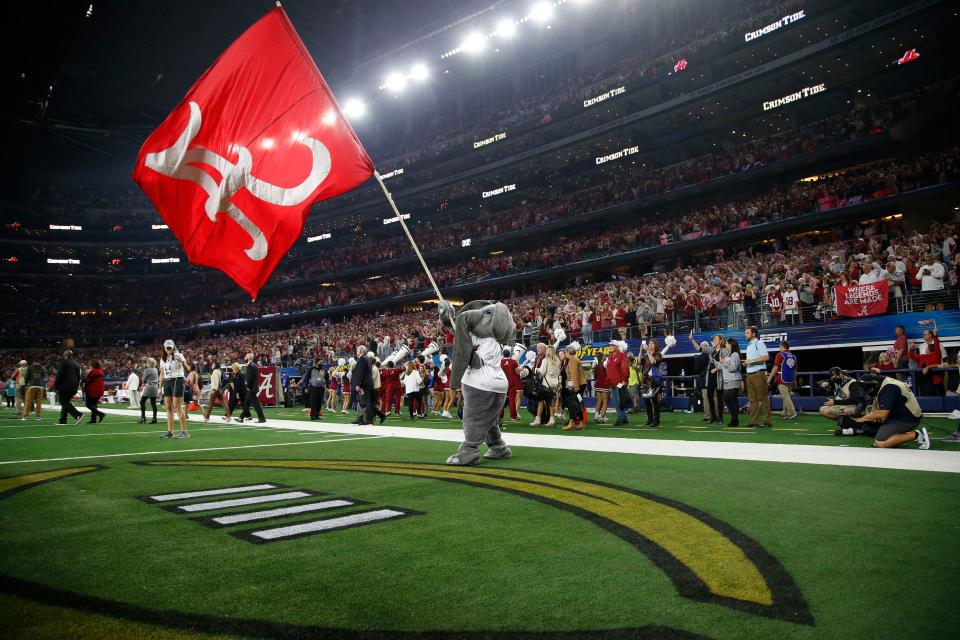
[439,299,515,466]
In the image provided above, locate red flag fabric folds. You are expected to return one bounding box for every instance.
[834,279,889,317]
[133,8,374,298]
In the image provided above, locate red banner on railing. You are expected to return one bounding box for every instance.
[835,279,889,317]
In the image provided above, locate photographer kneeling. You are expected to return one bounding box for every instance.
[818,367,863,420]
[840,372,930,450]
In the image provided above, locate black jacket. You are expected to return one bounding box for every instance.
[350,355,373,391]
[55,358,81,394]
[244,362,259,393]
[693,352,710,389]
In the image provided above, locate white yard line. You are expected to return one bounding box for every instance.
[0,435,387,465]
[94,408,960,474]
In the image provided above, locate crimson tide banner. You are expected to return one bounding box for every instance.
[133,8,374,298]
[835,279,889,317]
[257,366,280,407]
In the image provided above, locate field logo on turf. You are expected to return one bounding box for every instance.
[138,482,421,544]
[145,459,813,625]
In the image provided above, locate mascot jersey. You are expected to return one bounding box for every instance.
[461,336,508,394]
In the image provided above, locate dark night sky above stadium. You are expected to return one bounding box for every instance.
[3,0,506,187]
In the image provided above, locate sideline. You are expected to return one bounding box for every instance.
[90,408,960,474]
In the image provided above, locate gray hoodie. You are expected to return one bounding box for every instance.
[720,351,742,388]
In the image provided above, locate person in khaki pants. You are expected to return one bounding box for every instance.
[743,326,772,428]
[22,360,46,420]
[768,341,798,420]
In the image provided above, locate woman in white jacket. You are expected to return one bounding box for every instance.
[400,361,423,420]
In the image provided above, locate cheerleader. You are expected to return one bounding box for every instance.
[430,362,445,416]
[340,358,353,414]
[326,364,340,411]
[441,356,455,418]
[159,339,188,438]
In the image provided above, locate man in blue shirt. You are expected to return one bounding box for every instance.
[743,326,772,428]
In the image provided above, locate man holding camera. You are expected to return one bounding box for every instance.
[845,372,929,449]
[818,367,862,420]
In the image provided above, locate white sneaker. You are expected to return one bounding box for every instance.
[529,418,541,427]
[545,418,556,427]
[442,411,452,418]
[916,427,930,450]
[948,409,960,420]
[220,416,229,421]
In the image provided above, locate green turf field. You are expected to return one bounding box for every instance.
[1,405,959,640]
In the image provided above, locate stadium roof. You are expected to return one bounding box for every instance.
[3,0,502,183]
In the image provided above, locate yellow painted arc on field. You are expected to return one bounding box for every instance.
[0,466,100,497]
[148,459,772,607]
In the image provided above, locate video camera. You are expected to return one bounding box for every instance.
[834,372,885,436]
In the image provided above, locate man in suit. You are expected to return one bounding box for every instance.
[350,345,374,425]
[55,350,83,425]
[236,352,266,423]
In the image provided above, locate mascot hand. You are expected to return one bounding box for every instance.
[438,301,456,332]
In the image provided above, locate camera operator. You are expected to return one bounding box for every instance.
[842,372,930,449]
[817,368,864,420]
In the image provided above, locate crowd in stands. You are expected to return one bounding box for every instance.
[4,142,955,340]
[7,78,937,287]
[6,205,960,386]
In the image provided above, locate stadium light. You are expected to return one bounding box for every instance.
[495,18,517,38]
[410,63,429,82]
[384,72,407,93]
[342,98,366,119]
[461,31,487,54]
[528,2,554,23]
[320,110,337,126]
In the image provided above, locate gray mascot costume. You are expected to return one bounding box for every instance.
[439,300,514,466]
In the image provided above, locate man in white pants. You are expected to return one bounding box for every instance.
[127,369,141,409]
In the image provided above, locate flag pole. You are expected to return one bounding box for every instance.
[373,170,445,303]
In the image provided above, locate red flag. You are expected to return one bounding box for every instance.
[834,279,889,317]
[133,8,374,298]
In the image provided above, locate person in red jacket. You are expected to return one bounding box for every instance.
[606,342,631,425]
[83,361,106,424]
[379,362,403,415]
[909,326,943,396]
[500,348,523,421]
